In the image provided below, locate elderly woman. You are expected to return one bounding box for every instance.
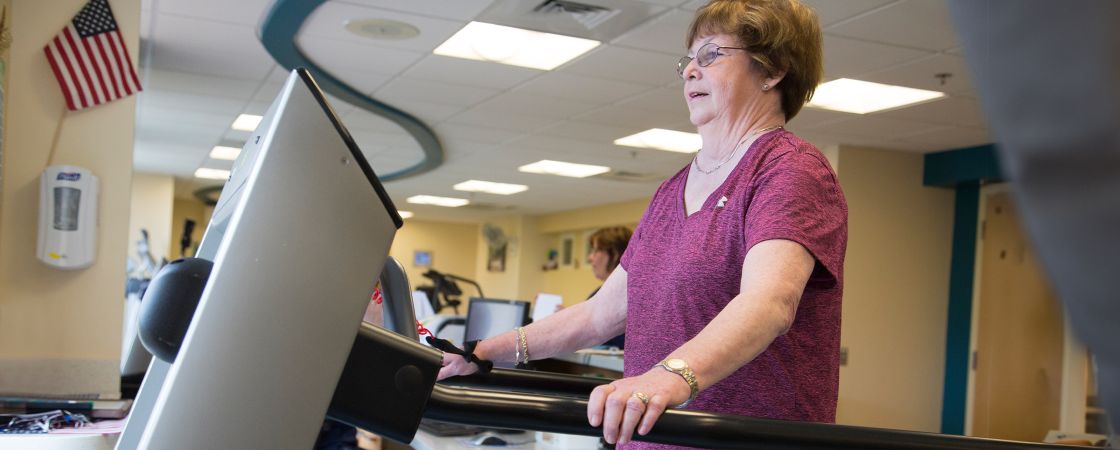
[438,0,846,447]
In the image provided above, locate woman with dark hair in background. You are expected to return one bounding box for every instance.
[586,226,632,349]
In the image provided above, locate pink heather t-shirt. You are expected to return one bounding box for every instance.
[619,130,847,449]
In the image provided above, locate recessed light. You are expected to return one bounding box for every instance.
[345,18,420,41]
[398,210,415,219]
[518,160,610,178]
[194,168,231,180]
[807,78,946,114]
[433,21,600,70]
[209,145,241,161]
[407,195,470,208]
[231,114,263,131]
[615,129,702,153]
[453,179,529,195]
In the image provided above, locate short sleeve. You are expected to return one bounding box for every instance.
[743,150,847,285]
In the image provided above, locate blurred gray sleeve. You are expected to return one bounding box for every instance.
[949,0,1119,435]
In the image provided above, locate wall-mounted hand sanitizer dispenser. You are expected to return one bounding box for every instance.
[37,165,98,269]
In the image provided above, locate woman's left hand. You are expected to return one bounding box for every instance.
[587,368,692,446]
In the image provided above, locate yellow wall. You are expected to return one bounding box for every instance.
[0,0,140,397]
[536,199,646,306]
[834,146,955,432]
[127,173,174,264]
[390,219,479,296]
[169,196,211,259]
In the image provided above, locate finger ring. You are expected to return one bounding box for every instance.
[632,391,650,405]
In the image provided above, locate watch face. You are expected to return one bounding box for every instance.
[667,359,686,370]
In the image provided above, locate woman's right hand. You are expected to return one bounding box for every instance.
[436,351,479,380]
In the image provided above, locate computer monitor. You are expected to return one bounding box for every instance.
[464,298,531,343]
[115,68,402,450]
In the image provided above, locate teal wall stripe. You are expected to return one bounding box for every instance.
[939,182,980,435]
[923,145,1002,187]
[924,144,1003,435]
[258,0,443,181]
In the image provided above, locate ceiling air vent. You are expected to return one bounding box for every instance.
[532,0,620,29]
[596,170,662,183]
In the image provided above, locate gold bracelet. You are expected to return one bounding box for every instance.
[516,327,530,364]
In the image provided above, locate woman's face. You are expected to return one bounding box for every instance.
[587,245,610,281]
[682,34,764,128]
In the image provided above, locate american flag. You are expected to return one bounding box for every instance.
[43,0,141,111]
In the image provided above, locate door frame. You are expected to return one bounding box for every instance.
[964,182,1088,435]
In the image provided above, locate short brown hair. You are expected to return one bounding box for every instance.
[589,226,633,273]
[686,0,823,120]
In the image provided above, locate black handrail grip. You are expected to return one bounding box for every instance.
[445,367,610,396]
[425,383,1083,450]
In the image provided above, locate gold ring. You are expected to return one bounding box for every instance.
[633,391,650,405]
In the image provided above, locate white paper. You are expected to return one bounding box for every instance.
[532,293,564,322]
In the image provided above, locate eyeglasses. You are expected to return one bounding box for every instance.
[677,42,748,78]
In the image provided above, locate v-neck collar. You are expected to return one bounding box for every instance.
[679,129,781,220]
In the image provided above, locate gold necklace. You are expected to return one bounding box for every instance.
[692,125,783,175]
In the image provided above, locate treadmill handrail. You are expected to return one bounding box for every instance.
[446,367,609,396]
[425,382,1081,450]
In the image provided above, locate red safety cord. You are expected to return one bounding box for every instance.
[372,285,432,337]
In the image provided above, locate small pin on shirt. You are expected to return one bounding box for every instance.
[716,195,729,208]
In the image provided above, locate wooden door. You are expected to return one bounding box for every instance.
[971,192,1065,441]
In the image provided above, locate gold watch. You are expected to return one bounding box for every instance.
[655,358,699,408]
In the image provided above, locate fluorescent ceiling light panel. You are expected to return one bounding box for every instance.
[433,21,600,70]
[518,160,610,178]
[615,129,703,153]
[407,195,470,208]
[807,78,946,114]
[209,145,242,160]
[231,114,263,131]
[194,168,231,180]
[453,179,529,195]
[398,210,415,219]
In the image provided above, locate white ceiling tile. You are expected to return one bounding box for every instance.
[616,86,688,115]
[375,78,500,107]
[573,105,683,130]
[149,14,275,81]
[436,123,523,145]
[298,36,425,77]
[404,55,542,90]
[537,120,646,143]
[324,68,393,95]
[387,100,466,124]
[875,96,987,128]
[859,53,975,96]
[826,0,958,52]
[822,34,931,78]
[156,0,275,27]
[788,107,856,130]
[301,2,464,53]
[513,72,654,105]
[139,89,247,116]
[446,107,555,132]
[679,0,708,12]
[475,93,599,120]
[802,0,897,26]
[560,46,680,86]
[613,9,694,53]
[803,115,945,141]
[143,69,261,101]
[331,0,494,21]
